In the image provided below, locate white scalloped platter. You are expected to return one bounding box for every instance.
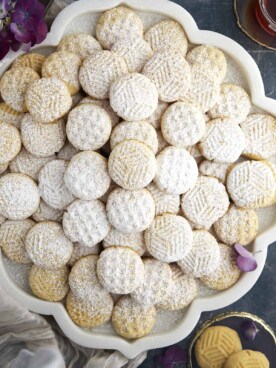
[0,0,275,359]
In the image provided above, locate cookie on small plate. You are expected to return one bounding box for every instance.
[224,350,269,368]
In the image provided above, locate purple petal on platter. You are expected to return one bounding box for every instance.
[13,0,45,19]
[11,40,22,52]
[234,243,252,258]
[240,320,258,341]
[0,41,10,59]
[0,27,15,42]
[157,355,173,368]
[10,22,33,43]
[164,345,188,363]
[236,255,258,272]
[21,41,31,52]
[35,19,47,44]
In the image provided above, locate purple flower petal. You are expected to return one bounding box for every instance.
[21,42,31,52]
[11,40,22,52]
[0,0,13,18]
[0,41,10,59]
[35,19,47,44]
[236,255,258,272]
[158,356,173,368]
[10,22,34,43]
[234,243,252,258]
[240,320,258,341]
[0,27,15,42]
[164,346,188,363]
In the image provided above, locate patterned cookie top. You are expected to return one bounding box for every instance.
[181,176,230,229]
[224,350,269,368]
[156,129,169,154]
[103,227,146,256]
[177,230,220,278]
[199,160,231,183]
[209,84,251,123]
[97,247,144,294]
[147,182,180,216]
[68,242,101,267]
[112,295,156,339]
[145,214,193,262]
[143,51,191,102]
[9,148,55,181]
[144,20,188,55]
[186,45,227,82]
[32,200,63,223]
[156,264,197,311]
[96,6,143,49]
[38,160,75,210]
[64,151,111,200]
[214,204,259,246]
[25,77,72,124]
[106,188,155,233]
[110,73,158,121]
[161,102,206,147]
[57,141,79,161]
[199,118,245,163]
[201,243,241,290]
[0,122,21,164]
[29,264,69,302]
[0,173,40,220]
[154,146,198,195]
[110,121,158,153]
[79,50,128,99]
[57,33,102,59]
[0,67,39,112]
[66,104,111,151]
[145,101,169,129]
[0,102,23,129]
[42,51,82,95]
[131,258,172,307]
[111,37,153,73]
[108,139,156,190]
[226,160,276,208]
[11,53,46,74]
[25,221,73,270]
[240,114,276,159]
[0,219,34,264]
[62,199,110,246]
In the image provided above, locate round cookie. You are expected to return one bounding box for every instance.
[199,160,231,183]
[145,101,169,130]
[240,113,276,159]
[177,230,220,277]
[145,214,193,262]
[79,50,128,99]
[11,53,46,74]
[29,265,69,302]
[96,6,143,49]
[201,243,241,290]
[110,73,158,121]
[181,176,230,229]
[68,243,101,267]
[144,20,188,55]
[143,51,191,102]
[154,146,198,195]
[161,101,206,147]
[0,122,21,164]
[25,77,72,124]
[38,160,75,210]
[199,118,245,163]
[227,160,276,208]
[0,102,23,129]
[108,139,156,190]
[209,83,251,123]
[156,264,197,311]
[62,199,110,246]
[0,173,40,220]
[111,37,153,72]
[64,151,111,200]
[0,219,34,264]
[147,182,180,216]
[0,66,39,112]
[32,200,63,223]
[25,221,73,270]
[57,33,102,59]
[66,104,111,150]
[57,141,79,161]
[97,247,144,294]
[112,296,156,339]
[10,148,55,181]
[106,188,155,233]
[131,258,172,307]
[42,51,82,95]
[66,291,113,328]
[195,326,242,368]
[224,350,269,368]
[156,129,169,154]
[103,227,146,256]
[214,204,259,245]
[110,121,158,153]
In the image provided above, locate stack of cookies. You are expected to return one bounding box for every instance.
[0,6,275,339]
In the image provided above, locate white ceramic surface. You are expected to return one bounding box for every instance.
[0,0,275,359]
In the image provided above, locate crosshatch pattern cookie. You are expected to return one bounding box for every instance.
[97,247,144,294]
[147,182,180,216]
[154,147,198,195]
[57,33,102,59]
[227,160,276,208]
[68,243,101,267]
[64,151,111,200]
[106,188,155,233]
[145,214,193,262]
[181,176,230,229]
[0,122,21,165]
[0,103,23,129]
[103,227,146,256]
[145,101,169,130]
[0,219,34,264]
[110,73,158,121]
[199,160,231,183]
[108,140,156,190]
[32,200,63,223]
[62,199,110,246]
[11,53,46,74]
[224,350,269,368]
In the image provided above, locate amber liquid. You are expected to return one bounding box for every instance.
[256,0,276,36]
[263,0,276,21]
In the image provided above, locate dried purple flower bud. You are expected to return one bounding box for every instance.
[235,243,258,272]
[241,320,258,341]
[158,345,188,368]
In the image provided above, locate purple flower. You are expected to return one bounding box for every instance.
[0,0,13,20]
[234,243,258,272]
[158,345,188,368]
[240,320,259,341]
[0,27,15,58]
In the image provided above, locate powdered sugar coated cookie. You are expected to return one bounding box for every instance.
[0,122,21,164]
[103,227,146,256]
[57,33,102,59]
[147,182,180,216]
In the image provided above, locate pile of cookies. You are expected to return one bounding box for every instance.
[0,6,275,339]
